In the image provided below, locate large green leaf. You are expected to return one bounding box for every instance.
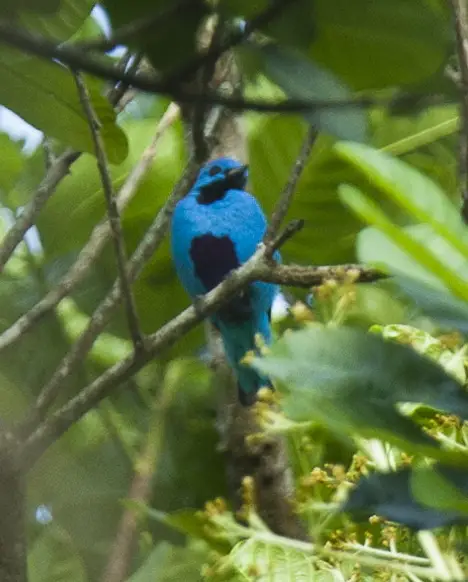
[310,0,451,89]
[221,0,315,50]
[356,225,466,290]
[247,116,363,266]
[0,55,128,163]
[0,132,24,198]
[223,0,451,89]
[344,469,468,530]
[1,0,60,17]
[103,0,207,71]
[242,43,368,142]
[340,186,468,301]
[18,0,95,41]
[0,1,121,160]
[253,326,468,463]
[248,103,460,268]
[393,275,468,334]
[335,141,468,257]
[128,541,207,582]
[227,538,316,581]
[411,465,468,514]
[29,523,89,582]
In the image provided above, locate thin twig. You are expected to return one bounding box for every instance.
[100,377,175,582]
[0,21,452,115]
[257,262,385,287]
[190,17,224,162]
[21,234,382,467]
[0,104,180,353]
[74,71,143,351]
[266,219,305,256]
[19,160,199,436]
[0,149,79,273]
[108,51,142,109]
[265,128,318,242]
[449,0,468,223]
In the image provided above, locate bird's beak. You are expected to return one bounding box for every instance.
[226,165,248,180]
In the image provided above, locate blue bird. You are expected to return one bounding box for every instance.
[171,157,279,405]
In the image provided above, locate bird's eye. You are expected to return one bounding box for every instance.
[208,165,222,176]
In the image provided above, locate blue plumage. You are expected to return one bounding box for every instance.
[171,157,279,405]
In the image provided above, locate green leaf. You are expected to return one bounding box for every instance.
[143,508,230,554]
[18,0,95,42]
[221,0,315,50]
[103,0,207,71]
[1,0,60,17]
[393,275,468,335]
[375,106,459,159]
[335,142,468,260]
[128,541,208,582]
[0,56,128,163]
[10,144,49,208]
[411,466,468,514]
[247,106,459,270]
[357,225,464,291]
[310,0,451,90]
[243,43,368,142]
[344,468,468,529]
[28,523,89,582]
[224,0,451,89]
[339,185,468,301]
[0,133,24,196]
[247,118,363,265]
[253,326,468,463]
[226,538,316,581]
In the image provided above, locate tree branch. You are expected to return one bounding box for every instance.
[74,71,143,351]
[0,149,79,273]
[100,377,175,582]
[0,104,180,353]
[258,262,385,287]
[21,242,383,468]
[0,21,451,115]
[449,0,468,223]
[0,432,26,582]
[265,129,318,242]
[19,160,200,438]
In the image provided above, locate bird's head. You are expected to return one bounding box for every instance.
[194,157,249,205]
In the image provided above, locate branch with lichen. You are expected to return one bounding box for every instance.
[20,217,383,468]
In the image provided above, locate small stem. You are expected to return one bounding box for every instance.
[100,371,176,582]
[449,0,468,222]
[417,531,453,581]
[74,71,144,352]
[0,149,79,273]
[265,128,318,241]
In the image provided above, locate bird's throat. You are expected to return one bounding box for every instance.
[197,170,246,205]
[197,181,227,205]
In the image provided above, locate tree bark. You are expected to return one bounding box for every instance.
[0,433,26,582]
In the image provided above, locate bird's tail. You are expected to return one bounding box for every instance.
[217,311,272,406]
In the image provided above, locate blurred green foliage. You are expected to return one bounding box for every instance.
[1,0,468,580]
